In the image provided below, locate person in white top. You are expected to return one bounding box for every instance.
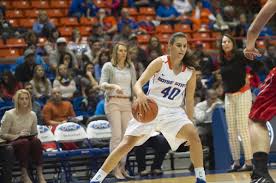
[90,32,206,183]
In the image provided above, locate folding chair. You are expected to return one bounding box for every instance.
[37,125,67,183]
[54,122,96,182]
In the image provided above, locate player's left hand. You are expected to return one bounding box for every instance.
[243,47,261,60]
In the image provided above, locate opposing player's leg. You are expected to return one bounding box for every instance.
[90,135,143,183]
[176,124,206,183]
[249,120,274,183]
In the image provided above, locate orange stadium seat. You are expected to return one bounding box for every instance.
[8,19,19,27]
[256,40,266,49]
[0,40,5,48]
[137,34,151,44]
[0,49,20,58]
[137,15,155,22]
[12,1,30,9]
[50,0,68,8]
[6,10,24,19]
[46,9,65,18]
[31,1,50,9]
[156,34,170,43]
[58,27,73,36]
[155,25,173,34]
[139,7,156,15]
[80,17,98,25]
[19,18,36,28]
[79,26,92,36]
[174,24,193,33]
[49,18,59,26]
[60,17,79,26]
[126,8,138,16]
[93,0,108,8]
[25,10,40,18]
[0,1,12,9]
[211,31,222,39]
[192,32,211,39]
[6,38,26,48]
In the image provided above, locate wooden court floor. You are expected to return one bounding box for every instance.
[121,170,276,183]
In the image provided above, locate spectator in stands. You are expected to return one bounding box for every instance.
[68,28,88,56]
[194,89,223,170]
[79,63,99,96]
[134,133,170,176]
[0,89,46,183]
[190,0,216,30]
[44,28,60,55]
[94,99,105,115]
[147,49,161,64]
[128,34,148,67]
[218,34,257,172]
[0,10,19,41]
[94,48,110,82]
[15,49,37,83]
[53,64,77,100]
[90,23,111,43]
[156,0,180,25]
[127,0,159,8]
[96,8,118,35]
[146,36,163,58]
[195,70,207,104]
[0,140,14,183]
[100,42,137,179]
[113,24,133,44]
[233,14,248,48]
[129,46,145,78]
[69,0,98,19]
[49,37,78,71]
[212,81,224,101]
[217,5,239,32]
[0,70,22,100]
[42,87,77,150]
[24,82,43,124]
[32,10,55,38]
[59,52,75,73]
[117,8,139,33]
[194,41,215,84]
[173,0,193,15]
[84,36,103,64]
[82,86,102,115]
[30,65,52,100]
[105,0,123,17]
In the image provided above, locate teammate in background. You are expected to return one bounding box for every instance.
[243,0,276,182]
[90,32,206,183]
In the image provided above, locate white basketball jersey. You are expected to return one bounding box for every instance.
[147,55,193,107]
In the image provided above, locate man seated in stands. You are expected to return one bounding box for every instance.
[194,89,223,170]
[42,87,77,150]
[134,133,170,176]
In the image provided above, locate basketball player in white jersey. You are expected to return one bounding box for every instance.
[90,32,206,183]
[243,0,276,182]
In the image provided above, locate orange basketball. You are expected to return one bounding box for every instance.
[131,98,158,123]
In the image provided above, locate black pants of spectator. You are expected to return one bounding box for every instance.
[134,134,170,173]
[10,137,43,168]
[197,123,215,170]
[0,144,15,183]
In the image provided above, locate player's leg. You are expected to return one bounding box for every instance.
[90,135,143,183]
[249,120,274,182]
[176,124,206,182]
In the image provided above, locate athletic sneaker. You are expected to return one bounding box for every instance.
[196,178,206,183]
[251,171,275,183]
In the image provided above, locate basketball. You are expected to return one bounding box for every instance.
[131,98,158,123]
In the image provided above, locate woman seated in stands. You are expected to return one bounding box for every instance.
[53,64,76,100]
[79,63,99,97]
[30,65,52,101]
[0,89,46,183]
[93,48,110,82]
[0,70,22,100]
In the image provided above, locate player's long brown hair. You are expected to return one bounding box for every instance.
[168,32,198,69]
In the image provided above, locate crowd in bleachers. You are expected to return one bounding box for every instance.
[0,0,276,182]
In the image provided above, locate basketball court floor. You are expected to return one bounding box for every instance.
[118,170,276,183]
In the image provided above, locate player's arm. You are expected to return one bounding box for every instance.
[134,57,163,110]
[184,69,196,121]
[244,0,276,60]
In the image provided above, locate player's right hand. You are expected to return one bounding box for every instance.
[136,93,150,112]
[243,47,261,60]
